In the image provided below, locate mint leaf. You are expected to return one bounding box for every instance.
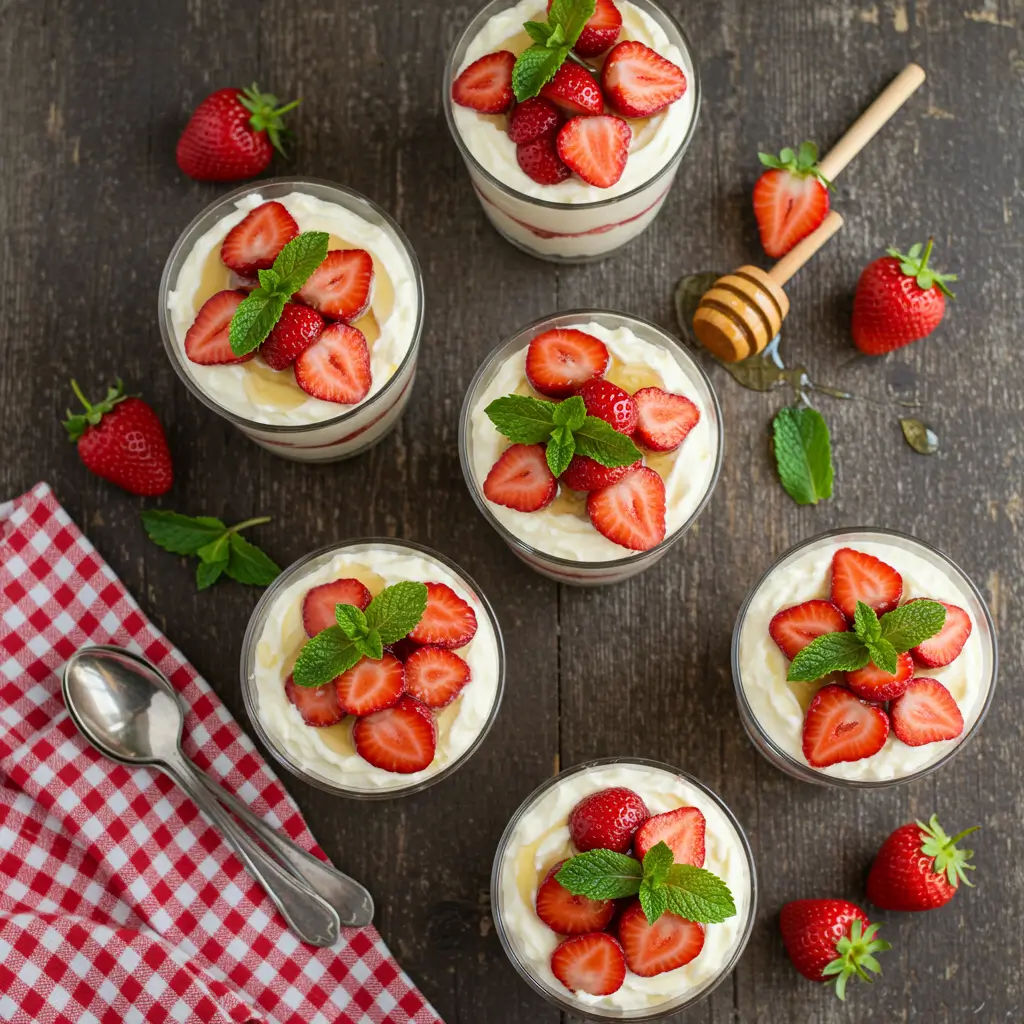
[638,879,669,925]
[555,849,643,900]
[229,288,288,356]
[772,406,834,505]
[788,631,869,682]
[573,416,642,468]
[879,599,947,652]
[485,395,557,445]
[853,601,881,643]
[552,395,586,431]
[523,20,551,45]
[273,230,329,291]
[866,637,898,675]
[546,424,576,477]
[512,43,570,101]
[223,533,280,586]
[196,558,226,591]
[335,604,369,640]
[365,581,428,645]
[549,0,597,45]
[257,268,280,291]
[197,534,230,566]
[663,864,737,924]
[354,633,384,661]
[641,841,674,886]
[293,627,361,687]
[140,511,226,556]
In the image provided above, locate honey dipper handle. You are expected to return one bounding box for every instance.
[818,63,926,180]
[768,211,844,286]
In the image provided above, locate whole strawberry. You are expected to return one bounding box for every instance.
[176,84,299,182]
[851,238,957,355]
[779,899,890,1000]
[866,814,978,912]
[64,381,173,496]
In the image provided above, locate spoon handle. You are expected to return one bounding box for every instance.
[190,767,374,927]
[162,758,341,947]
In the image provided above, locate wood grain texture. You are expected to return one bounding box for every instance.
[0,0,1021,1021]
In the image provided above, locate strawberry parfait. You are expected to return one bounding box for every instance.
[160,178,423,461]
[460,310,721,585]
[444,0,699,262]
[492,758,755,1018]
[241,540,504,797]
[733,529,997,787]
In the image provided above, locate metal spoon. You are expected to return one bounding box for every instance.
[62,645,346,947]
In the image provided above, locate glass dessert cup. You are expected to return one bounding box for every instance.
[732,528,998,789]
[491,757,756,1020]
[459,309,723,586]
[159,177,424,462]
[240,539,505,799]
[442,0,701,263]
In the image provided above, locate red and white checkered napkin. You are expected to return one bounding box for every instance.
[0,483,443,1024]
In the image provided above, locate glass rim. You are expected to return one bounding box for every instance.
[490,755,758,1020]
[239,537,506,800]
[157,176,425,435]
[730,526,999,790]
[457,307,724,570]
[441,0,702,212]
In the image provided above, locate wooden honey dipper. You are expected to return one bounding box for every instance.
[693,63,927,363]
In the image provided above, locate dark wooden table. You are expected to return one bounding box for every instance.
[2,0,1021,1020]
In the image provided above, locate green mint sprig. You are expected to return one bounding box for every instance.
[555,841,736,926]
[788,599,946,682]
[228,230,329,356]
[485,393,641,478]
[140,510,281,590]
[292,581,428,688]
[512,0,596,101]
[772,405,834,506]
[758,141,834,190]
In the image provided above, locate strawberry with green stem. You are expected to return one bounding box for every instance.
[753,141,832,258]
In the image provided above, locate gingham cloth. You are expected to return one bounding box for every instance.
[0,483,443,1024]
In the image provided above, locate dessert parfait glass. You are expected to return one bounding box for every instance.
[459,309,722,586]
[443,0,701,263]
[240,539,505,799]
[159,177,424,462]
[491,757,756,1020]
[732,528,998,789]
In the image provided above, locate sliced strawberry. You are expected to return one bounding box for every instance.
[576,377,638,434]
[408,582,478,649]
[297,249,374,323]
[557,115,632,189]
[587,467,666,551]
[768,599,848,661]
[752,170,829,260]
[569,787,649,854]
[302,578,372,637]
[516,130,572,185]
[846,651,914,703]
[352,696,437,774]
[547,0,622,58]
[536,860,615,935]
[507,97,561,145]
[386,637,422,663]
[632,388,700,452]
[294,323,371,405]
[404,646,471,708]
[602,40,687,118]
[335,653,405,716]
[284,673,344,727]
[801,685,890,768]
[228,270,259,292]
[451,50,515,113]
[889,678,964,746]
[525,328,609,398]
[540,63,604,116]
[561,455,640,493]
[261,303,324,371]
[220,201,299,276]
[909,600,972,667]
[550,933,626,996]
[183,290,253,365]
[483,443,557,512]
[617,901,704,977]
[633,807,706,867]
[830,547,904,621]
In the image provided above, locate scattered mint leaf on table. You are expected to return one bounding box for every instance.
[772,405,834,505]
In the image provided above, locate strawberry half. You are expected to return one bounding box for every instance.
[550,933,626,996]
[602,40,687,117]
[802,685,890,768]
[517,130,572,185]
[336,653,405,716]
[507,97,561,145]
[451,50,515,113]
[297,249,374,323]
[769,600,848,661]
[261,303,324,371]
[617,901,705,977]
[576,378,638,434]
[829,547,903,621]
[568,787,649,854]
[535,860,615,935]
[889,678,964,746]
[403,646,471,708]
[909,600,972,667]
[557,115,632,189]
[294,323,372,405]
[633,807,706,866]
[540,63,604,117]
[567,0,623,58]
[752,143,831,259]
[285,674,344,728]
[302,578,372,637]
[408,582,478,649]
[561,455,640,493]
[352,696,437,774]
[483,443,557,512]
[587,467,667,551]
[183,290,253,365]
[846,652,914,703]
[220,201,299,276]
[525,329,609,398]
[632,387,700,452]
